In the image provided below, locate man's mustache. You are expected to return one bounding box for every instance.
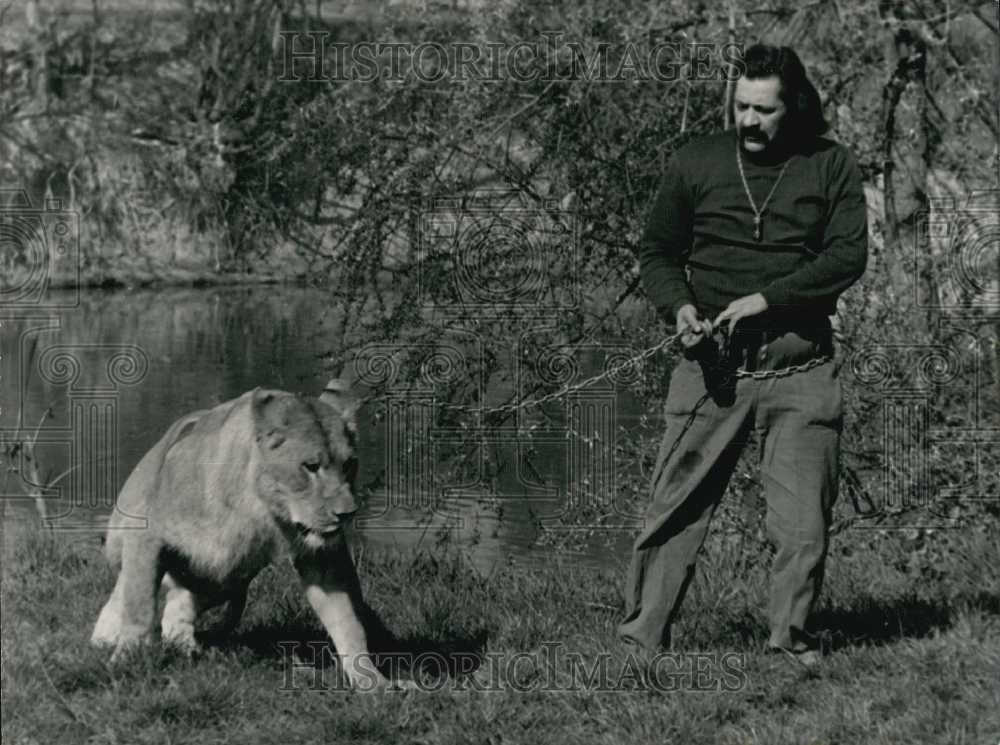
[739,128,768,142]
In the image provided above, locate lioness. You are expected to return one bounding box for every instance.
[91,379,395,690]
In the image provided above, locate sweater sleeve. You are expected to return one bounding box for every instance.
[760,146,869,310]
[635,154,697,323]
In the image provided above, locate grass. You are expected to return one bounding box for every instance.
[2,511,998,745]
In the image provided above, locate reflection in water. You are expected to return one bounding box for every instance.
[1,286,650,572]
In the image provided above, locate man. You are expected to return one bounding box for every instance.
[619,44,868,663]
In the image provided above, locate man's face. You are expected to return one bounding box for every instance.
[734,76,787,154]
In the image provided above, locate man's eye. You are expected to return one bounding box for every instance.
[303,461,321,473]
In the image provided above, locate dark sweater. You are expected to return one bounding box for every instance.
[637,129,868,327]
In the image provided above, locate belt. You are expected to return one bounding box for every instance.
[681,323,832,405]
[722,323,833,373]
[680,321,829,359]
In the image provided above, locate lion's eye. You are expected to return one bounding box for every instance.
[302,460,321,474]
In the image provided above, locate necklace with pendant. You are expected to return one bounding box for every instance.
[736,139,790,242]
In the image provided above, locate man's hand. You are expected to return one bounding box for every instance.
[676,304,713,348]
[713,293,768,335]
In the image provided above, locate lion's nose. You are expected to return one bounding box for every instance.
[319,515,352,537]
[332,488,357,516]
[319,511,355,531]
[336,509,356,522]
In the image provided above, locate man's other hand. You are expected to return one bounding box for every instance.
[676,304,713,348]
[713,293,769,335]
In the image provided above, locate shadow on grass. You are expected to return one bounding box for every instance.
[704,592,1000,655]
[812,592,1000,652]
[197,602,491,682]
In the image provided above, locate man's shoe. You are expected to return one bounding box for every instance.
[767,645,822,668]
[790,649,822,668]
[619,636,659,664]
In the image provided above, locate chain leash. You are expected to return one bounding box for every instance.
[433,331,684,417]
[730,353,830,380]
[366,331,832,418]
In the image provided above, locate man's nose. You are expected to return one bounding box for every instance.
[742,110,759,127]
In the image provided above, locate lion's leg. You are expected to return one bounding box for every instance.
[112,534,165,661]
[220,587,248,635]
[294,542,390,691]
[91,570,126,646]
[92,520,128,646]
[160,573,201,653]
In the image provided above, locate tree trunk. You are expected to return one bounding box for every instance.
[26,0,49,106]
[880,16,930,307]
[723,0,736,130]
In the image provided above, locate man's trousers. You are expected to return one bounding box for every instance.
[618,327,842,652]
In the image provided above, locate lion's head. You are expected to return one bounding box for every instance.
[252,379,361,551]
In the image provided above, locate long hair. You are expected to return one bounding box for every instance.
[740,44,829,138]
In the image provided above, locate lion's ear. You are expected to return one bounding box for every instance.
[319,378,360,432]
[252,388,288,449]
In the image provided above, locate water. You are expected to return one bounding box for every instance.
[1,285,655,573]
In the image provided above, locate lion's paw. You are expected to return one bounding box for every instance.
[350,674,420,694]
[108,630,154,664]
[162,634,201,658]
[388,678,420,692]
